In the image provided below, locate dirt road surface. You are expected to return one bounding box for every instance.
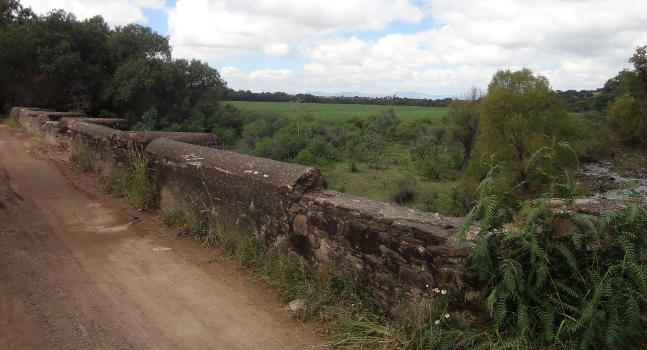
[0,125,322,349]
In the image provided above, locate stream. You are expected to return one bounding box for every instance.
[579,161,647,200]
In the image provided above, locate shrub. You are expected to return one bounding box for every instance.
[606,93,646,147]
[460,162,647,349]
[393,175,417,204]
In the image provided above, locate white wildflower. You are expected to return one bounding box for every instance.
[433,288,440,293]
[434,320,440,325]
[444,313,450,319]
[441,289,447,295]
[425,284,429,288]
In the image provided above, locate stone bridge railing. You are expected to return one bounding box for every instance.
[9,106,624,306]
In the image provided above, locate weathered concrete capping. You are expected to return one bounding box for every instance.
[118,131,223,148]
[59,117,127,130]
[64,120,223,148]
[35,111,84,120]
[146,138,327,193]
[304,190,464,233]
[549,198,629,215]
[68,120,120,141]
[16,108,81,120]
[9,107,54,121]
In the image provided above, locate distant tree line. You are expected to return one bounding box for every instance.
[226,87,606,112]
[0,0,227,126]
[225,89,454,107]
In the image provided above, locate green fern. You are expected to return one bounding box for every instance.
[462,156,646,349]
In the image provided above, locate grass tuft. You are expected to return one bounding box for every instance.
[0,116,19,128]
[104,147,158,209]
[70,139,94,172]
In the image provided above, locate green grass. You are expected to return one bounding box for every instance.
[103,147,158,209]
[0,115,18,128]
[324,158,460,208]
[226,101,449,122]
[227,101,464,214]
[70,139,95,172]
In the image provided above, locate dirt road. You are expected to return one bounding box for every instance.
[0,125,321,349]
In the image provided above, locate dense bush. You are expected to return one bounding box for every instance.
[459,160,647,349]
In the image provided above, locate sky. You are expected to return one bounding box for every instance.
[21,0,647,97]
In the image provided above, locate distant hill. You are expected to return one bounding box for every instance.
[308,91,451,99]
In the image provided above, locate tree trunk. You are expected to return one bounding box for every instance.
[460,143,472,172]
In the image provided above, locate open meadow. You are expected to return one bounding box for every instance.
[226,101,466,215]
[225,101,449,121]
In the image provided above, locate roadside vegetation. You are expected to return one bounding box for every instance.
[103,147,158,209]
[70,139,158,209]
[3,1,645,348]
[0,114,18,128]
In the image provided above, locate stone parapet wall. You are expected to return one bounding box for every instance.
[5,106,478,303]
[290,190,470,303]
[10,106,630,308]
[147,138,326,243]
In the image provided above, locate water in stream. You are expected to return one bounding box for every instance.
[579,161,647,200]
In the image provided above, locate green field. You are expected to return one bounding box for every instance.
[226,101,449,122]
[225,101,468,215]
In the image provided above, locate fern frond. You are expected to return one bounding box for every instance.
[605,306,620,348]
[538,306,555,341]
[516,302,530,333]
[554,242,578,274]
[570,228,583,250]
[535,263,549,289]
[615,234,636,267]
[623,296,640,329]
[553,280,582,301]
[493,299,508,329]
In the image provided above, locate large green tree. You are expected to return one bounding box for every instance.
[0,0,227,128]
[445,87,482,171]
[478,68,577,185]
[603,45,647,147]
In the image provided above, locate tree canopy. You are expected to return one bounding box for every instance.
[0,0,226,126]
[478,68,577,184]
[601,45,647,147]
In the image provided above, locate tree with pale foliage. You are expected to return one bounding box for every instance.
[605,45,646,148]
[478,68,577,185]
[445,87,482,171]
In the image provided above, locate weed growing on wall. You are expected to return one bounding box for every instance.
[0,116,19,128]
[105,146,158,209]
[70,138,94,173]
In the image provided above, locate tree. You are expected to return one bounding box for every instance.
[601,45,647,148]
[606,94,645,147]
[106,23,170,64]
[0,0,33,25]
[445,87,482,171]
[478,68,576,185]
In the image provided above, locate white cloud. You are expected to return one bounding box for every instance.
[20,0,647,94]
[263,43,291,58]
[223,0,645,94]
[168,0,423,60]
[222,67,296,92]
[22,0,166,26]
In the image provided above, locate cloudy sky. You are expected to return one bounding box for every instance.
[22,0,646,96]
